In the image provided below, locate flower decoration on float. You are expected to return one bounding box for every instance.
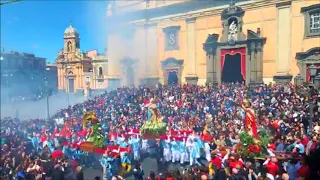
[140,98,167,139]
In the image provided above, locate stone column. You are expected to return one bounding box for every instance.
[185,17,198,84]
[144,23,160,85]
[249,42,256,83]
[206,47,217,84]
[274,2,293,84]
[206,53,214,83]
[256,42,263,83]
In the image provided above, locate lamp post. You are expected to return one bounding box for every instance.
[308,65,317,84]
[45,68,50,121]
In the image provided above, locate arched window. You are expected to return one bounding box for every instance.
[98,67,103,77]
[67,41,72,52]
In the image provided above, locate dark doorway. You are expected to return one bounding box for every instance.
[221,53,244,83]
[126,66,134,85]
[68,78,74,93]
[168,71,178,86]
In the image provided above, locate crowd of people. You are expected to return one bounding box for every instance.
[1,83,320,180]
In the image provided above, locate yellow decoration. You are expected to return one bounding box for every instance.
[82,112,96,129]
[208,162,215,175]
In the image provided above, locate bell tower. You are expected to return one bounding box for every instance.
[63,23,80,59]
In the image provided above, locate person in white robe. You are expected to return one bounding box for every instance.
[170,138,180,163]
[162,136,171,162]
[179,137,188,164]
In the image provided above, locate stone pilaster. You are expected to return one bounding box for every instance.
[256,42,263,83]
[186,17,198,83]
[206,54,214,83]
[249,42,256,83]
[274,2,292,84]
[146,23,159,77]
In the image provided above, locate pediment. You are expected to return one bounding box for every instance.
[296,47,320,61]
[161,58,183,68]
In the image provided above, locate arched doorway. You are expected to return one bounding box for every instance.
[221,53,244,83]
[161,58,183,85]
[167,70,178,86]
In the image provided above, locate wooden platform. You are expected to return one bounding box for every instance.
[80,142,95,152]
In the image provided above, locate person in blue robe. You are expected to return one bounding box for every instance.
[117,136,127,148]
[120,152,131,173]
[100,155,114,180]
[27,135,40,150]
[128,136,141,161]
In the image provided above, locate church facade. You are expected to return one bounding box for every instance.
[106,0,320,86]
[55,24,108,93]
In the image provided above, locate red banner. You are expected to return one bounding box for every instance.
[220,48,246,80]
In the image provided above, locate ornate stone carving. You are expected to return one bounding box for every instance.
[161,58,183,68]
[256,42,262,52]
[247,29,260,39]
[221,2,245,20]
[163,26,181,51]
[203,34,219,55]
[248,41,255,53]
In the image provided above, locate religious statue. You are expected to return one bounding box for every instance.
[147,98,159,123]
[228,21,238,43]
[241,99,259,138]
[82,112,105,147]
[141,98,167,138]
[229,21,238,34]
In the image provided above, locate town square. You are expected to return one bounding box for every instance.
[1,0,320,180]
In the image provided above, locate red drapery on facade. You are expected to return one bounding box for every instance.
[166,69,178,77]
[220,48,246,80]
[306,65,320,82]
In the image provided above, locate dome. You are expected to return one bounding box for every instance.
[64,23,79,37]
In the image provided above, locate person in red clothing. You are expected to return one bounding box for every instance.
[297,156,309,178]
[264,157,279,178]
[301,134,309,147]
[229,154,244,169]
[209,154,222,169]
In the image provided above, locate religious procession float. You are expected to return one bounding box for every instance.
[140,98,167,140]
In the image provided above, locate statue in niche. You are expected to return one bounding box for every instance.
[67,41,72,52]
[228,21,238,44]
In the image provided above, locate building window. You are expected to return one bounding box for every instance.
[301,4,320,38]
[98,67,103,78]
[85,77,90,84]
[310,12,320,34]
[162,26,181,51]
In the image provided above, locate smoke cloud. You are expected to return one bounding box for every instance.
[0,92,89,120]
